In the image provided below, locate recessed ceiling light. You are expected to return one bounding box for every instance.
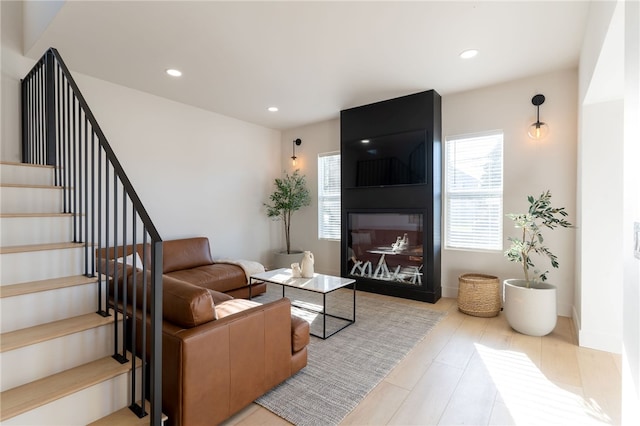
[361,139,370,144]
[166,69,182,77]
[459,49,478,59]
[268,106,279,112]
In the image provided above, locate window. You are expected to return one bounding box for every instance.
[318,152,341,240]
[445,131,503,251]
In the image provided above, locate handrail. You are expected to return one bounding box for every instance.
[21,48,163,425]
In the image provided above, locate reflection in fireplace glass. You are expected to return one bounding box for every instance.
[347,213,424,285]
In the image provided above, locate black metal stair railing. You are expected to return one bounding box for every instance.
[21,48,163,425]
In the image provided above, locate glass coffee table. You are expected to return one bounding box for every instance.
[249,268,356,339]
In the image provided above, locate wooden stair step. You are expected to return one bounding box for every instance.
[0,213,72,218]
[0,183,63,189]
[89,400,168,426]
[0,161,55,169]
[0,275,98,298]
[0,241,84,254]
[0,353,141,422]
[0,311,120,353]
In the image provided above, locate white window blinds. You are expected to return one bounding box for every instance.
[318,152,341,240]
[445,132,503,251]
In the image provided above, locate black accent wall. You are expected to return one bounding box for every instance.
[340,90,442,303]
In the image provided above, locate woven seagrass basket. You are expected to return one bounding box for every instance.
[457,273,501,317]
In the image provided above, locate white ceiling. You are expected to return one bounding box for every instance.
[26,0,591,130]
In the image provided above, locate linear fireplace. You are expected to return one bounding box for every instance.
[347,212,424,286]
[340,90,441,303]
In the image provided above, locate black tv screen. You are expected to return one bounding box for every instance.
[343,129,427,188]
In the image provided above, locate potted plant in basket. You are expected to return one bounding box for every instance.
[264,169,312,268]
[504,190,572,336]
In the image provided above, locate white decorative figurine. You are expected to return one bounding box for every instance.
[300,251,315,278]
[291,263,302,277]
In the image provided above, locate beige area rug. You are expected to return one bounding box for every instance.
[252,283,446,426]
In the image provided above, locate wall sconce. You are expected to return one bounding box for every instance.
[528,94,549,140]
[291,138,302,166]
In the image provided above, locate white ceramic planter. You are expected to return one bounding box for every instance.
[503,279,557,336]
[272,251,305,269]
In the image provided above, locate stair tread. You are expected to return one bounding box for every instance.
[0,212,71,218]
[0,183,63,189]
[0,161,55,169]
[0,241,84,254]
[89,401,168,426]
[0,275,99,298]
[0,311,119,353]
[0,353,141,422]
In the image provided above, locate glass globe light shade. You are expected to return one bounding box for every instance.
[528,121,549,140]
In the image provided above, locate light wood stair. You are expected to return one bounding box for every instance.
[90,401,168,426]
[0,241,84,255]
[0,354,141,422]
[0,275,98,298]
[0,161,160,425]
[0,310,120,353]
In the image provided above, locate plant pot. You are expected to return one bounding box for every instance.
[272,250,304,269]
[503,279,557,336]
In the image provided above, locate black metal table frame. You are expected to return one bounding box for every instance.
[249,277,356,339]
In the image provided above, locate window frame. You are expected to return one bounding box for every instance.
[317,151,341,241]
[444,130,504,252]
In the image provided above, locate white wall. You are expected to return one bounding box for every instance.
[442,69,578,317]
[1,0,283,266]
[280,119,341,275]
[74,74,282,264]
[622,0,640,423]
[577,0,639,420]
[1,0,33,161]
[577,0,624,354]
[281,69,578,317]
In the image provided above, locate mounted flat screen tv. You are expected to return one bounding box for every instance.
[342,129,427,188]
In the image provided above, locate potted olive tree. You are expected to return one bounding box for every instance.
[504,190,572,336]
[265,169,311,268]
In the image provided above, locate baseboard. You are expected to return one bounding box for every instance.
[578,329,622,354]
[442,284,458,299]
[572,305,581,333]
[572,305,622,353]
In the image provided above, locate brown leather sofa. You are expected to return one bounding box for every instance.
[99,238,309,425]
[99,237,266,298]
[146,275,309,426]
[155,237,267,299]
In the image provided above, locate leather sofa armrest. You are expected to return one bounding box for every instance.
[162,297,294,426]
[291,314,310,352]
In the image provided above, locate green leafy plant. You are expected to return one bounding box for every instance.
[505,190,572,287]
[264,169,311,254]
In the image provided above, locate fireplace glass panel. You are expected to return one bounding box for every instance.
[347,213,424,285]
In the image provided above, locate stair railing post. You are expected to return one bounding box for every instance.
[21,76,29,163]
[150,240,163,426]
[45,50,56,166]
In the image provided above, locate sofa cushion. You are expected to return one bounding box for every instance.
[215,299,263,319]
[162,276,218,326]
[123,269,218,328]
[116,252,144,270]
[165,264,246,293]
[208,289,234,305]
[162,237,214,273]
[290,315,310,352]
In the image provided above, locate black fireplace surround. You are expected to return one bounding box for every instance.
[340,90,441,303]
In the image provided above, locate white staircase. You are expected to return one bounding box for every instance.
[0,161,148,425]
